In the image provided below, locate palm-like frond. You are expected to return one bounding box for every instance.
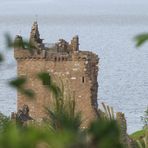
[99,102,115,120]
[136,130,148,148]
[42,76,81,131]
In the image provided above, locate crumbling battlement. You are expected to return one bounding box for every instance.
[14,22,99,127]
[14,22,98,62]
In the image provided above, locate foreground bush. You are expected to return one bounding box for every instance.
[0,118,123,148]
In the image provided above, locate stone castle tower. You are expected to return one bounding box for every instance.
[14,22,99,126]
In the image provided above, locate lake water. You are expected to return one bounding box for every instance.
[0,0,148,134]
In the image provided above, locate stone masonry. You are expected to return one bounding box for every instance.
[14,22,99,127]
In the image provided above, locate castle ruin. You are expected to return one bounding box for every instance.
[14,22,99,127]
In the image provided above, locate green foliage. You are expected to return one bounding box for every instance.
[0,113,10,133]
[45,104,81,131]
[134,33,148,47]
[9,77,26,88]
[3,34,35,98]
[5,33,13,49]
[0,118,123,148]
[43,78,81,131]
[88,119,123,148]
[38,72,52,86]
[0,124,47,148]
[0,53,4,62]
[130,129,145,141]
[98,102,115,120]
[134,32,148,148]
[5,33,34,53]
[0,123,80,148]
[50,83,62,99]
[22,89,35,98]
[37,72,62,99]
[130,129,148,148]
[136,130,148,148]
[9,77,35,98]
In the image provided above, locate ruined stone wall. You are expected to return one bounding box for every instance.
[17,59,46,122]
[14,22,99,127]
[16,55,99,127]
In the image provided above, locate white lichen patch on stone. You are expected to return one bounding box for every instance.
[85,61,88,64]
[74,63,80,66]
[71,77,76,80]
[72,68,78,71]
[66,72,70,75]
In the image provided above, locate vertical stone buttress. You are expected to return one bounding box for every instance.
[116,112,128,147]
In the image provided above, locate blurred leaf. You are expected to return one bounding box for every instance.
[38,72,52,86]
[135,33,148,47]
[45,87,81,131]
[0,53,4,62]
[22,89,35,98]
[88,119,122,148]
[50,83,62,99]
[130,129,145,141]
[0,112,10,133]
[9,77,26,88]
[5,33,13,48]
[46,107,81,131]
[9,77,35,99]
[37,72,62,98]
[136,140,144,148]
[5,33,34,54]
